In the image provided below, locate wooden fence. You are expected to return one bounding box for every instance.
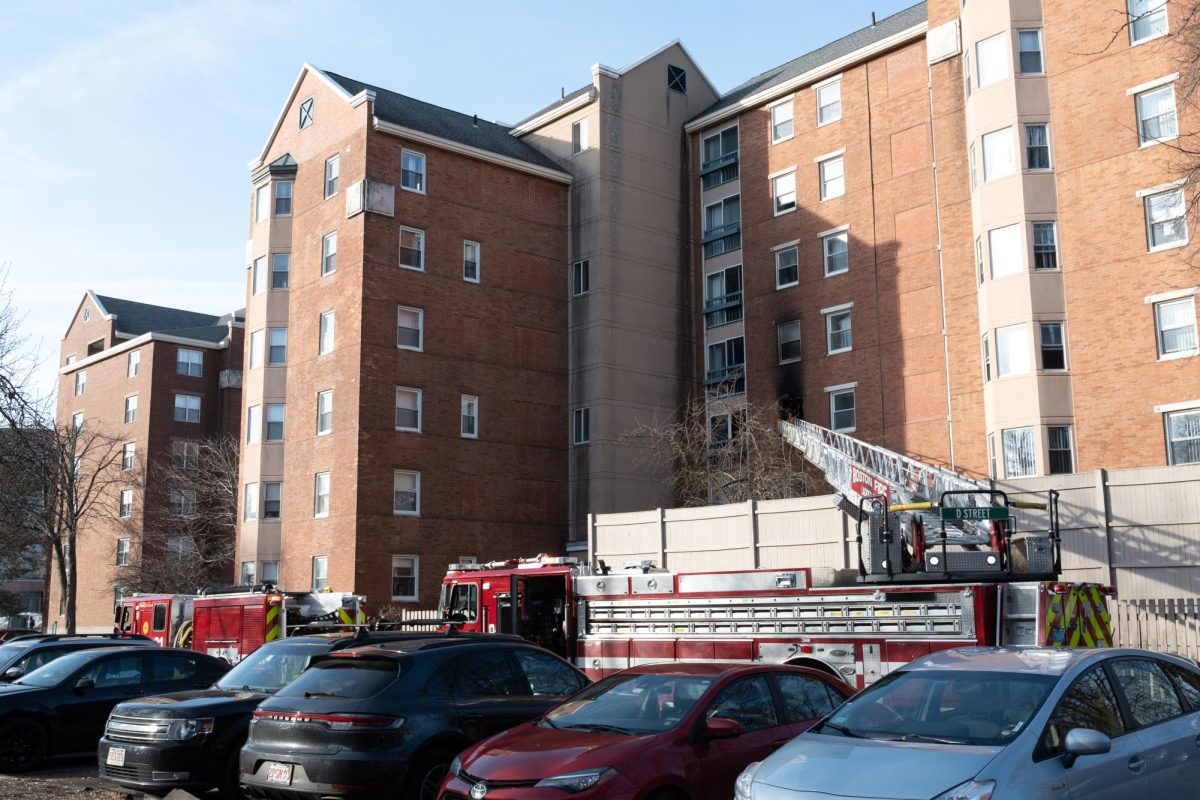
[1113,598,1200,661]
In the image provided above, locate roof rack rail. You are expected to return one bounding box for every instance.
[5,632,152,644]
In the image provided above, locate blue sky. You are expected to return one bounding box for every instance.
[0,0,918,399]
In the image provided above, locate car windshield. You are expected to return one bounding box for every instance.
[543,673,715,734]
[216,643,326,693]
[821,669,1057,746]
[275,658,402,700]
[15,650,104,688]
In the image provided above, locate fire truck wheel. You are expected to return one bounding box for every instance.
[404,747,457,800]
[0,716,47,772]
[219,742,246,798]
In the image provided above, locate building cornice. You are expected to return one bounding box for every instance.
[59,331,233,375]
[372,118,573,184]
[509,89,596,137]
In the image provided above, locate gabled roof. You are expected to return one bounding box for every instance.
[512,84,593,131]
[92,295,239,344]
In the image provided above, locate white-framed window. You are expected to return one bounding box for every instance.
[1026,123,1050,169]
[396,305,423,350]
[298,97,314,129]
[1154,296,1198,357]
[74,370,86,396]
[172,440,199,469]
[395,387,421,432]
[124,395,137,424]
[316,390,333,435]
[773,170,797,215]
[1048,425,1074,474]
[116,538,130,567]
[265,404,284,441]
[314,472,331,518]
[324,154,339,198]
[995,323,1032,376]
[572,407,590,445]
[391,554,419,601]
[816,80,842,125]
[829,387,856,432]
[1040,321,1067,370]
[775,245,799,289]
[1136,85,1178,145]
[770,99,794,143]
[400,226,425,271]
[72,411,83,431]
[127,350,140,378]
[704,265,742,328]
[177,347,203,377]
[261,560,280,582]
[252,256,268,294]
[243,482,259,521]
[976,237,985,284]
[982,334,992,382]
[706,336,745,395]
[572,259,590,296]
[463,240,480,283]
[246,404,261,444]
[393,470,420,516]
[988,434,997,479]
[1129,0,1169,45]
[255,183,269,223]
[263,482,281,519]
[274,180,293,215]
[975,32,1008,87]
[268,327,287,365]
[174,394,200,423]
[461,395,479,438]
[777,320,802,364]
[982,127,1015,181]
[1145,188,1188,250]
[119,489,134,518]
[1002,426,1037,477]
[1018,30,1044,74]
[240,561,256,585]
[321,231,337,276]
[969,143,977,190]
[1165,406,1200,465]
[121,442,135,471]
[1033,222,1058,269]
[401,149,426,193]
[822,230,849,276]
[248,329,264,370]
[825,308,852,354]
[704,194,740,235]
[988,223,1023,278]
[571,118,589,155]
[819,155,845,200]
[319,310,335,355]
[272,253,290,289]
[311,556,328,590]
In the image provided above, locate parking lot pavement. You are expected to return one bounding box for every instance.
[0,755,138,799]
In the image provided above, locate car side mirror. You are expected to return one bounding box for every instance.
[1062,728,1111,768]
[1,667,22,682]
[704,717,743,740]
[73,677,96,693]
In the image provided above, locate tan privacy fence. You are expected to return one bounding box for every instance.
[1113,598,1200,661]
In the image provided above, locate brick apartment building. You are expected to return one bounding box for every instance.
[52,293,243,631]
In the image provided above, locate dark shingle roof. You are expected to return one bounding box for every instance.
[512,84,593,130]
[93,295,235,344]
[320,70,567,174]
[693,3,927,122]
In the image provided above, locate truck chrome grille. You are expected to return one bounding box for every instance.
[106,714,172,742]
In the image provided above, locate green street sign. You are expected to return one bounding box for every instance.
[939,505,1009,521]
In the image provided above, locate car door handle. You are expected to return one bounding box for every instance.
[1128,755,1146,774]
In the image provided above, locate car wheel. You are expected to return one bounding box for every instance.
[218,742,246,799]
[0,717,48,772]
[404,747,456,800]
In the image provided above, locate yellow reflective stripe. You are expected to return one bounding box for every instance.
[337,608,352,625]
[265,603,281,642]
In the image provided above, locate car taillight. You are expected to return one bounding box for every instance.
[251,710,404,731]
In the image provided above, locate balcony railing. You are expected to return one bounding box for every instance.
[704,365,746,397]
[1141,112,1178,142]
[703,291,743,329]
[700,152,739,190]
[702,222,741,260]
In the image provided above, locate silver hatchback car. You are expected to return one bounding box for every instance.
[736,647,1200,800]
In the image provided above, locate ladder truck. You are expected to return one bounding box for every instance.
[438,420,1113,687]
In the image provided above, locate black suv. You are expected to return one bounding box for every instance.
[240,636,589,800]
[98,629,468,798]
[0,633,155,682]
[0,646,227,771]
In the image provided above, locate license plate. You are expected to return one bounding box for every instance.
[266,762,294,786]
[106,747,126,767]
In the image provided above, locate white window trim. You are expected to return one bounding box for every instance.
[1129,0,1170,46]
[813,147,848,164]
[390,554,420,601]
[1143,188,1190,253]
[1155,399,1200,414]
[1024,122,1053,171]
[319,310,335,355]
[1144,286,1200,304]
[400,148,427,195]
[399,226,426,272]
[461,394,479,439]
[324,154,339,199]
[1134,83,1180,149]
[774,245,800,290]
[816,223,851,239]
[767,165,799,180]
[821,230,850,277]
[1135,178,1187,198]
[571,117,590,155]
[769,95,795,145]
[316,390,333,436]
[1016,29,1045,75]
[981,126,1016,182]
[824,381,859,393]
[820,301,854,315]
[396,305,424,352]
[827,386,857,433]
[1127,73,1180,96]
[314,473,331,518]
[818,154,846,201]
[777,320,802,365]
[770,239,801,252]
[393,470,421,517]
[394,386,423,433]
[1038,320,1069,372]
[771,169,797,217]
[1152,296,1199,360]
[824,309,853,355]
[463,240,480,284]
[321,232,337,276]
[814,75,843,127]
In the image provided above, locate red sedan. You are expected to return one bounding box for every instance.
[439,662,855,800]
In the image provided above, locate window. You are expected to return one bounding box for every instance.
[1137,85,1178,145]
[170,489,196,517]
[1033,222,1058,269]
[975,237,984,284]
[572,407,590,445]
[391,555,419,600]
[982,334,991,382]
[172,440,198,469]
[1111,659,1185,727]
[274,180,293,215]
[776,673,840,722]
[704,265,742,328]
[1155,297,1198,356]
[704,195,741,239]
[252,256,267,294]
[261,560,280,583]
[1003,426,1037,477]
[461,395,479,438]
[174,394,200,423]
[127,350,140,378]
[400,227,425,270]
[255,184,269,223]
[262,482,281,520]
[1166,407,1200,465]
[72,411,83,431]
[829,388,856,432]
[975,32,1008,87]
[121,442,135,471]
[248,329,264,369]
[571,118,589,154]
[819,155,845,200]
[395,387,421,432]
[316,390,333,435]
[265,404,284,441]
[982,127,1015,181]
[446,650,526,697]
[770,100,793,143]
[116,538,129,567]
[74,370,86,396]
[268,327,287,365]
[1036,667,1125,760]
[1048,426,1074,474]
[964,49,972,98]
[988,224,1023,278]
[393,470,420,515]
[124,395,137,424]
[1165,662,1200,708]
[1018,30,1043,73]
[321,232,337,276]
[514,649,585,696]
[778,320,802,364]
[707,676,778,732]
[177,348,203,377]
[1040,322,1066,370]
[1145,188,1188,250]
[119,489,133,518]
[995,323,1031,376]
[82,307,91,322]
[988,434,998,479]
[311,556,328,591]
[706,337,746,395]
[246,404,261,444]
[314,473,330,518]
[319,310,335,355]
[1026,124,1050,169]
[298,97,313,129]
[271,253,290,289]
[816,80,841,125]
[823,231,849,276]
[396,306,423,350]
[774,246,799,289]
[1129,0,1169,45]
[401,149,426,193]
[969,143,977,190]
[702,126,739,189]
[324,154,339,198]
[773,171,797,215]
[826,309,852,354]
[463,240,480,283]
[243,482,259,521]
[667,64,687,94]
